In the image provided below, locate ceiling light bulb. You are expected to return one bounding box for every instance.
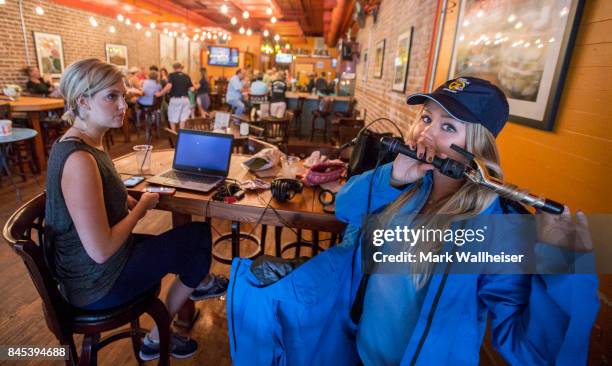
[239,27,245,34]
[145,30,151,37]
[89,16,98,27]
[150,22,156,29]
[228,35,232,40]
[117,14,124,22]
[263,29,269,37]
[274,34,280,41]
[246,28,252,36]
[163,28,168,34]
[125,18,131,26]
[35,5,44,15]
[231,17,237,25]
[271,16,277,23]
[109,25,116,33]
[242,11,249,19]
[135,22,142,30]
[221,4,228,14]
[266,7,273,15]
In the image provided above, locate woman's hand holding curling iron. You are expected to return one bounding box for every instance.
[391,135,447,186]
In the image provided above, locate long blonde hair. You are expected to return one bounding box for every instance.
[367,114,502,288]
[59,58,124,125]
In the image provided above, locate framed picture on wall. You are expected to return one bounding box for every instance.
[373,39,385,79]
[33,32,65,78]
[448,0,585,131]
[105,44,128,71]
[244,52,254,69]
[392,27,414,92]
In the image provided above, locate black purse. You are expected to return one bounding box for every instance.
[346,118,405,177]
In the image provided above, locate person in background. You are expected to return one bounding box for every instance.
[149,65,159,73]
[49,58,228,362]
[24,66,55,96]
[263,69,275,86]
[269,71,288,118]
[249,72,268,96]
[315,72,328,94]
[196,67,211,117]
[137,70,161,108]
[159,68,169,88]
[137,66,147,82]
[306,72,316,93]
[127,67,142,90]
[226,69,246,116]
[157,62,193,131]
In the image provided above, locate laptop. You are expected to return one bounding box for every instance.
[147,130,234,193]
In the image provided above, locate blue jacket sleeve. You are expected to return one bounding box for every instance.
[335,163,411,227]
[479,270,599,365]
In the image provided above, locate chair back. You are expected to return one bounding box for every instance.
[295,97,306,113]
[248,124,265,138]
[249,94,268,104]
[184,117,212,131]
[2,193,72,342]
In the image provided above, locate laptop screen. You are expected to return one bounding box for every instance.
[173,130,234,176]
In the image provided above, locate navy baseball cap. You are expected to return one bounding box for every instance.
[406,77,509,137]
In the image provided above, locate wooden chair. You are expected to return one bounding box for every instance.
[331,117,365,147]
[310,97,334,142]
[2,193,171,366]
[259,112,292,153]
[136,97,163,142]
[289,97,306,138]
[184,116,213,131]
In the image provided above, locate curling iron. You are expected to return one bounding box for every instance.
[380,137,564,214]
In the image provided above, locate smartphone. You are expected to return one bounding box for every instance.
[144,186,176,195]
[123,176,145,188]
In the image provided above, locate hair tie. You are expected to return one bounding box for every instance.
[61,110,76,125]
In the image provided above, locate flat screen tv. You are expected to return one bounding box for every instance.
[275,53,292,64]
[208,46,239,67]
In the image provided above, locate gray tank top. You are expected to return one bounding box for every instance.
[45,137,132,307]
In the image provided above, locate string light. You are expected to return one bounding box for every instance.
[239,27,245,34]
[242,10,249,19]
[135,22,142,30]
[274,34,280,41]
[109,25,116,33]
[271,16,277,23]
[125,18,131,26]
[89,16,98,27]
[228,35,232,40]
[163,28,169,34]
[117,14,124,22]
[150,22,156,29]
[266,7,273,15]
[246,28,252,36]
[35,5,44,15]
[263,29,269,37]
[145,30,151,37]
[221,4,228,14]
[231,17,237,25]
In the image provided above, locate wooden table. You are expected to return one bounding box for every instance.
[5,96,64,171]
[113,149,346,327]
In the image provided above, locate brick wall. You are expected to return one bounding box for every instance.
[0,0,160,87]
[354,0,438,133]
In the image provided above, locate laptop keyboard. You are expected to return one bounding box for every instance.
[160,170,220,184]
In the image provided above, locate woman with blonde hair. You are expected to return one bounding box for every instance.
[228,77,599,365]
[46,58,227,361]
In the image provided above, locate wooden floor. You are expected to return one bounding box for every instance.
[0,129,335,365]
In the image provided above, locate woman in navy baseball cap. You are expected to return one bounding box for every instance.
[227,77,598,366]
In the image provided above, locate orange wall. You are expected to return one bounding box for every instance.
[434,1,612,213]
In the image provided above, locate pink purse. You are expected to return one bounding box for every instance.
[303,161,346,186]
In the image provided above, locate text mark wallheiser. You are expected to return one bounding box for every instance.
[373,251,525,263]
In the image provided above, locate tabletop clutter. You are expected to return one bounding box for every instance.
[240,148,346,193]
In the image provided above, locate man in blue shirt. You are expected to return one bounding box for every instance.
[226,69,245,115]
